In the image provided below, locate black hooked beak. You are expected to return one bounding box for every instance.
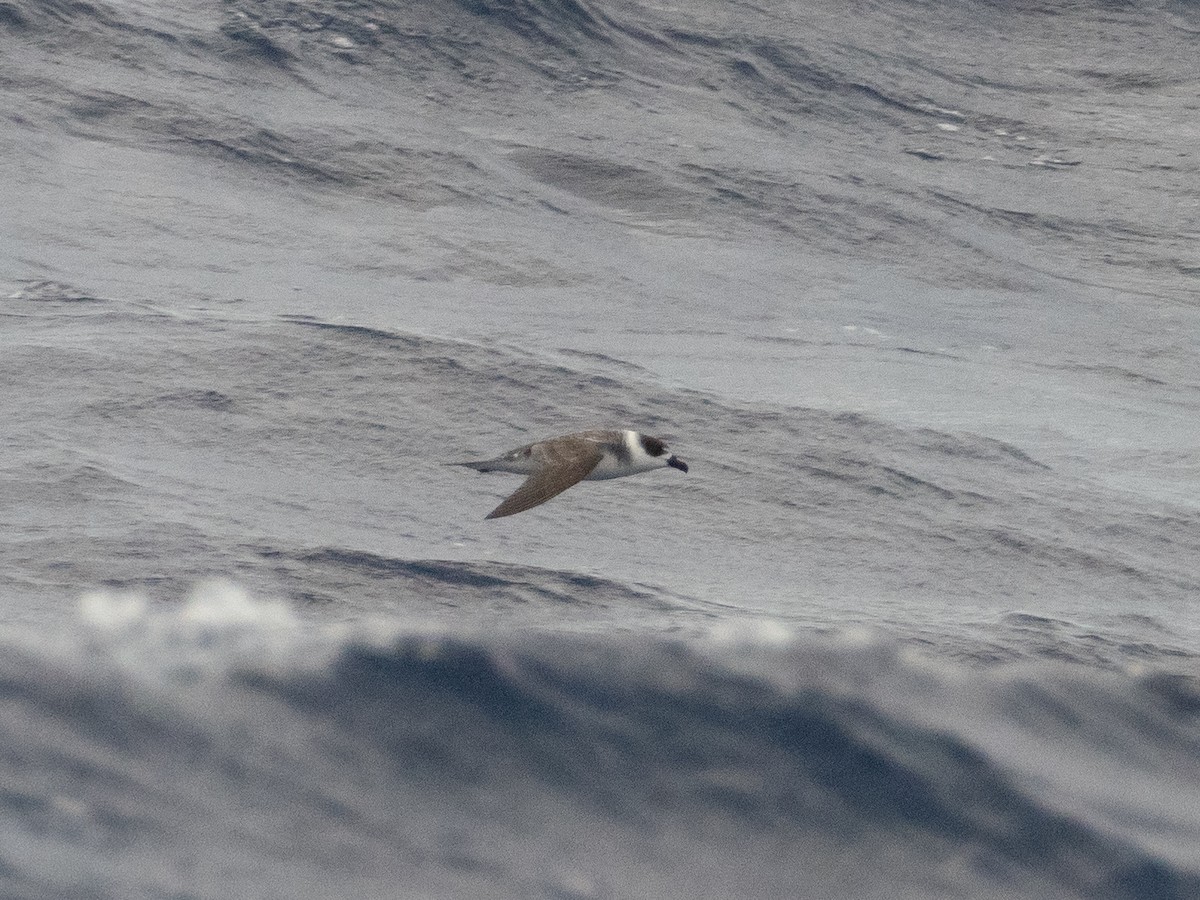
[667,455,689,473]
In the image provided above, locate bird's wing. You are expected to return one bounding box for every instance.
[485,443,604,519]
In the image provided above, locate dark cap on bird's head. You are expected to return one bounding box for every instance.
[639,435,668,457]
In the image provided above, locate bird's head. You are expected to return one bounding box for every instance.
[638,434,689,473]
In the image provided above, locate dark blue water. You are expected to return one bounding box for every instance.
[3,1,1200,897]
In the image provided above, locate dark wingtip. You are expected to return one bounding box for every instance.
[668,455,688,473]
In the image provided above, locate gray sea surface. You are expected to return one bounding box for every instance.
[2,1,1200,898]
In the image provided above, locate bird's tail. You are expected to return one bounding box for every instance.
[444,460,494,472]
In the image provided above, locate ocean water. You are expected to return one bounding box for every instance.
[3,0,1200,897]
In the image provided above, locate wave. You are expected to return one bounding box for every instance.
[6,292,1200,662]
[13,0,1197,295]
[249,545,714,628]
[2,586,1198,899]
